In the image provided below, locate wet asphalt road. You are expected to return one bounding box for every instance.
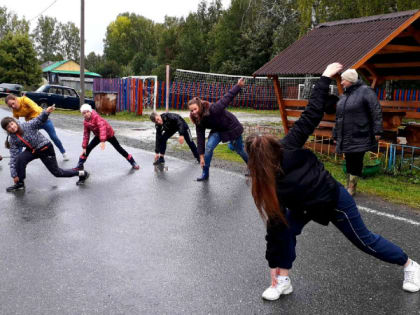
[0,109,419,314]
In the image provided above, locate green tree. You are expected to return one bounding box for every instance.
[60,21,80,61]
[32,15,62,62]
[103,13,157,67]
[97,59,121,78]
[175,0,223,72]
[85,51,103,74]
[208,0,258,74]
[0,32,42,87]
[156,16,182,67]
[0,6,29,39]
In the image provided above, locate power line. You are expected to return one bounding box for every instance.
[30,0,58,21]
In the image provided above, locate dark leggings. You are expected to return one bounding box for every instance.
[345,152,365,176]
[85,136,129,159]
[158,129,199,159]
[16,144,78,182]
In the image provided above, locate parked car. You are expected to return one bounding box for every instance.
[24,84,95,110]
[0,83,23,97]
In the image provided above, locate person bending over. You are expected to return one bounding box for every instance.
[245,63,419,301]
[188,78,248,181]
[6,94,69,161]
[2,106,89,192]
[150,112,199,165]
[74,104,140,171]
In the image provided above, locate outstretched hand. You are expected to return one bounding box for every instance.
[237,77,245,87]
[322,63,343,78]
[46,105,56,113]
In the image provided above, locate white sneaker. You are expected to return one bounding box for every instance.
[262,276,293,301]
[403,260,420,292]
[62,153,69,161]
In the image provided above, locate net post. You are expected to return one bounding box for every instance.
[166,65,170,112]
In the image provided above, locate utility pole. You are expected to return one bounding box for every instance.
[80,0,85,105]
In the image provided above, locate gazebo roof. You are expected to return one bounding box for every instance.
[254,9,420,78]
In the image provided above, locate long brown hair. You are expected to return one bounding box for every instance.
[1,117,23,148]
[245,133,287,225]
[188,97,210,125]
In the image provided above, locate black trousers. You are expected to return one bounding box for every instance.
[85,136,129,159]
[158,128,199,159]
[16,143,78,182]
[345,152,365,176]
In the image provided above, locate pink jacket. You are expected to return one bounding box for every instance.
[82,110,114,148]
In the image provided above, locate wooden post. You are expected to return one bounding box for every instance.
[335,75,343,95]
[138,80,143,116]
[272,76,289,134]
[165,65,170,112]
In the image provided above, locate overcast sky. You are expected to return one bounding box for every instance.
[2,0,231,55]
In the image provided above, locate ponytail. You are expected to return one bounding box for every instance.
[245,134,288,225]
[5,135,10,149]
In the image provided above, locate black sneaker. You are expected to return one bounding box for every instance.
[153,157,165,165]
[76,171,90,185]
[6,182,25,192]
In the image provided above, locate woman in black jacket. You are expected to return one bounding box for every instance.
[188,78,248,181]
[245,63,419,301]
[333,69,383,195]
[150,112,199,165]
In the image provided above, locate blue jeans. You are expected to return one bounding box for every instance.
[272,185,408,269]
[204,132,248,167]
[41,119,66,154]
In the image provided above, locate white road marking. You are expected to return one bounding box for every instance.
[358,206,420,226]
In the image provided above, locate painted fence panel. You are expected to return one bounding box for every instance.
[93,78,420,114]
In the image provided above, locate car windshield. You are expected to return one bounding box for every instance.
[35,85,48,92]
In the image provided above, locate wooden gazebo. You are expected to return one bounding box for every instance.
[254,9,420,148]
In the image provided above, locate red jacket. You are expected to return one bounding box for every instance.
[82,110,114,148]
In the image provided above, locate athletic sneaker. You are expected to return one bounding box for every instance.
[262,276,293,301]
[153,157,165,165]
[126,154,139,170]
[403,260,420,292]
[76,171,90,186]
[62,153,69,161]
[6,182,25,192]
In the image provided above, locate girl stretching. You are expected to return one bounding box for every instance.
[74,104,139,171]
[2,106,89,192]
[188,78,248,181]
[6,94,69,160]
[245,63,419,300]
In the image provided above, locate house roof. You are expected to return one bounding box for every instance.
[42,60,101,77]
[42,60,68,72]
[254,9,420,77]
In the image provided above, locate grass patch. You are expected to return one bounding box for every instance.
[212,144,244,163]
[320,156,420,209]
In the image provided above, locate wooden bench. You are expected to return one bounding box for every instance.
[380,100,420,120]
[281,99,420,138]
